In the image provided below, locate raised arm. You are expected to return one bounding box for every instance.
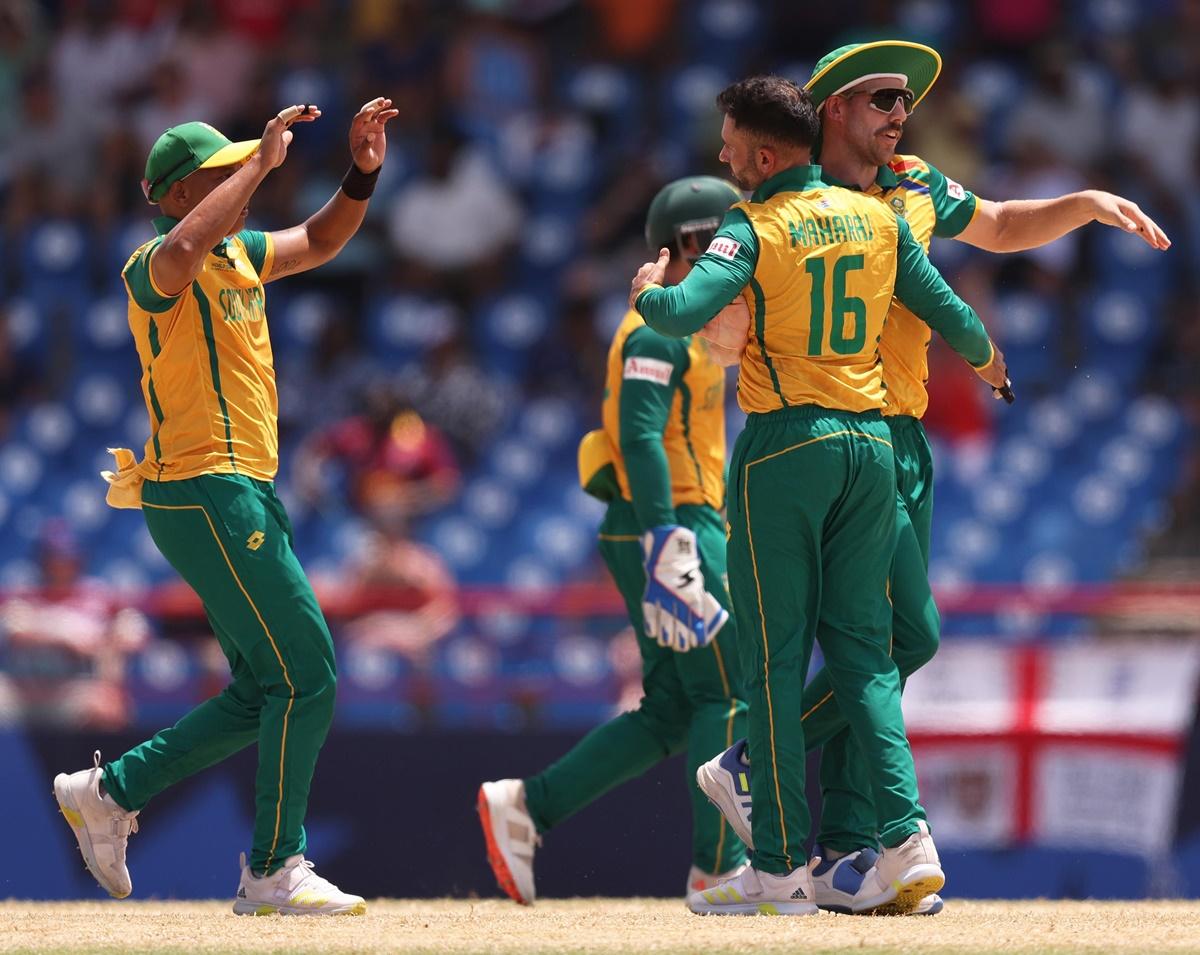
[959,192,1171,254]
[892,217,1007,389]
[630,210,758,337]
[265,97,399,283]
[150,108,316,296]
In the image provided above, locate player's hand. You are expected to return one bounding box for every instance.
[642,525,728,652]
[1088,190,1171,250]
[630,248,671,309]
[257,105,321,170]
[974,340,1009,391]
[349,97,400,173]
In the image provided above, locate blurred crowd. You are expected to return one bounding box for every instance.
[0,0,1197,728]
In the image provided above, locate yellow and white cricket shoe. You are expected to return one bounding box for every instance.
[851,821,944,916]
[686,861,750,896]
[53,751,139,899]
[477,778,539,904]
[233,853,366,916]
[686,864,818,916]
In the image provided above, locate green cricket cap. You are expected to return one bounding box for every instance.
[645,176,743,263]
[141,121,260,203]
[806,40,942,109]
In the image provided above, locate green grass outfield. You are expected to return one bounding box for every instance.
[3,898,1200,955]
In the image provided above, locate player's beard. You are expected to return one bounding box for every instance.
[727,157,762,192]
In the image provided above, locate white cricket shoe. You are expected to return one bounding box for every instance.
[686,864,818,916]
[850,820,944,916]
[695,739,754,850]
[233,853,366,916]
[810,844,944,915]
[809,845,879,913]
[53,751,139,899]
[686,860,750,895]
[477,778,539,904]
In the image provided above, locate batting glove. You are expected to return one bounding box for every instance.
[641,526,729,652]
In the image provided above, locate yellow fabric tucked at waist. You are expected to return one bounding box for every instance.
[100,447,145,510]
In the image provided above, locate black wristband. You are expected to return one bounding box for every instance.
[341,163,380,201]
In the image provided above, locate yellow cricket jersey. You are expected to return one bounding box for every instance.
[731,171,903,414]
[121,216,278,482]
[855,155,979,418]
[601,310,725,513]
[634,165,993,411]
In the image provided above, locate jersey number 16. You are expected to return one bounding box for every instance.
[805,254,866,356]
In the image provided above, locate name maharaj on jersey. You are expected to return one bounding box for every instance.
[787,212,876,248]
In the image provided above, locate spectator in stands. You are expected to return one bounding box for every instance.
[0,519,150,729]
[387,122,523,301]
[298,382,461,532]
[173,4,255,126]
[48,0,166,132]
[402,334,514,460]
[335,527,460,665]
[0,69,94,197]
[1006,44,1106,168]
[1118,51,1199,189]
[132,60,208,160]
[444,11,546,140]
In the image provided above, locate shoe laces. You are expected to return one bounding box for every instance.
[284,857,338,895]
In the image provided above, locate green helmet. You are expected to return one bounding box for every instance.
[645,176,742,264]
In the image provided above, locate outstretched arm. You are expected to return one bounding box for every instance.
[266,97,399,282]
[958,192,1171,253]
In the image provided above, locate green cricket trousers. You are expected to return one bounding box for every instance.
[523,499,749,875]
[726,406,926,875]
[806,414,939,851]
[101,474,337,876]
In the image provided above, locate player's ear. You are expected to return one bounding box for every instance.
[757,146,774,176]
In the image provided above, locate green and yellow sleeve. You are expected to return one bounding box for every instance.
[122,238,179,313]
[893,217,993,367]
[235,229,275,281]
[619,326,689,531]
[635,209,759,338]
[927,162,979,238]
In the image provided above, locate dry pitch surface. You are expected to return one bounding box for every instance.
[4,899,1200,955]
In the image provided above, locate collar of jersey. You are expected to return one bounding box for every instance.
[152,215,232,255]
[750,164,828,203]
[819,164,899,193]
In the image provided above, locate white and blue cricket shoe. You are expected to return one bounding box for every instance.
[695,739,754,850]
[810,845,879,913]
[812,843,945,916]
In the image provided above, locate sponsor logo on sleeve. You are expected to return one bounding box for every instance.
[623,356,674,386]
[706,237,741,261]
[945,177,966,200]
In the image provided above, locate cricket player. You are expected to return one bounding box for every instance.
[478,176,751,905]
[630,76,1008,916]
[697,41,1171,916]
[53,97,397,915]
